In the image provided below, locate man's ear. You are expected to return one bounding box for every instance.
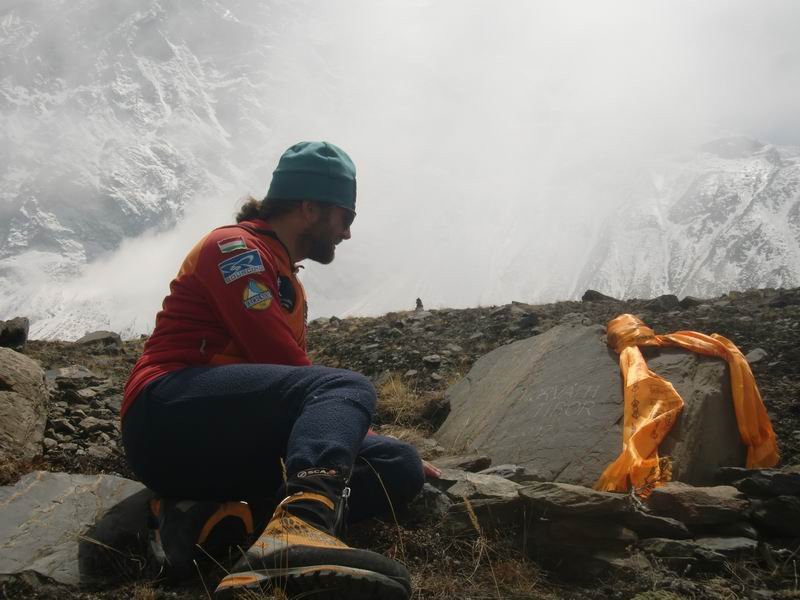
[299,200,318,224]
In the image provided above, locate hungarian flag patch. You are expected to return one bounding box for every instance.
[218,236,247,254]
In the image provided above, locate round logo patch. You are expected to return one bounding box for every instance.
[242,279,273,310]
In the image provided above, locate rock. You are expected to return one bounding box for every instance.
[620,510,692,539]
[646,483,749,525]
[0,317,30,350]
[653,349,746,485]
[447,472,522,501]
[751,496,800,536]
[444,496,524,536]
[519,482,633,516]
[537,547,649,582]
[0,471,150,586]
[693,536,758,559]
[422,354,442,367]
[42,438,58,450]
[545,518,638,544]
[50,418,78,435]
[716,467,800,497]
[478,464,547,483]
[79,417,112,434]
[699,521,759,540]
[45,365,103,389]
[432,454,492,472]
[768,290,800,308]
[745,348,769,364]
[436,325,622,484]
[581,290,618,302]
[645,294,681,312]
[0,348,48,468]
[437,325,744,487]
[639,537,702,560]
[679,296,705,308]
[74,331,122,347]
[87,445,113,460]
[408,483,453,520]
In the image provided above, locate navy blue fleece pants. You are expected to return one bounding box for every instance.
[122,364,424,522]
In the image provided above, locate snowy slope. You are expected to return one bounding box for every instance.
[0,1,286,338]
[575,138,800,299]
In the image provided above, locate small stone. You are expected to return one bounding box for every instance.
[745,348,768,364]
[87,446,113,460]
[50,419,78,435]
[433,454,492,473]
[75,331,122,346]
[79,417,111,434]
[479,464,547,483]
[422,354,442,366]
[403,370,418,378]
[430,373,443,382]
[519,482,633,516]
[42,438,58,450]
[621,510,692,539]
[645,294,681,312]
[447,472,522,501]
[581,290,618,302]
[76,388,99,400]
[646,482,749,525]
[679,296,705,308]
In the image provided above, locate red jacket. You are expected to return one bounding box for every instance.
[122,219,310,420]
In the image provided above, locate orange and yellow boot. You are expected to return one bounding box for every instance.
[214,468,411,599]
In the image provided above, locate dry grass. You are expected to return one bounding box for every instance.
[377,374,429,429]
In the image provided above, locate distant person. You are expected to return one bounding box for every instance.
[121,142,426,599]
[415,297,424,311]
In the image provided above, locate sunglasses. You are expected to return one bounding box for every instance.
[340,208,356,229]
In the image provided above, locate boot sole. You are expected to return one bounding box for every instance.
[214,564,410,599]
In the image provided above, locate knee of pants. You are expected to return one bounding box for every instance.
[325,369,377,417]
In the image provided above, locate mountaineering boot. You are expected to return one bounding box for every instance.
[148,497,256,581]
[214,468,411,599]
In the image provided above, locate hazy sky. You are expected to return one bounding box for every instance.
[3,0,800,335]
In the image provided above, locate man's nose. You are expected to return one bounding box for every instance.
[341,227,351,240]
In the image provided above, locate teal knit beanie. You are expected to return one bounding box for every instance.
[266,141,357,213]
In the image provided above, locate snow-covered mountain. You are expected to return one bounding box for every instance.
[0,1,292,338]
[574,138,800,299]
[3,2,800,339]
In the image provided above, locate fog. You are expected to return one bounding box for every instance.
[2,0,800,335]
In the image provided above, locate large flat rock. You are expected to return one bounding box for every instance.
[0,471,150,587]
[436,324,745,487]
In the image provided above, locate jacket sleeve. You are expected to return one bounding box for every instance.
[193,235,311,367]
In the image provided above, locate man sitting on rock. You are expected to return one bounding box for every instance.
[121,141,425,599]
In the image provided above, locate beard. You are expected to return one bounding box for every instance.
[306,236,336,264]
[299,222,337,264]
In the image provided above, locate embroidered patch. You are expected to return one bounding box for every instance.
[277,275,296,311]
[217,236,247,254]
[218,250,265,284]
[242,278,273,310]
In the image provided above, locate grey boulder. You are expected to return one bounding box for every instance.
[436,324,745,487]
[0,471,150,587]
[0,348,48,468]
